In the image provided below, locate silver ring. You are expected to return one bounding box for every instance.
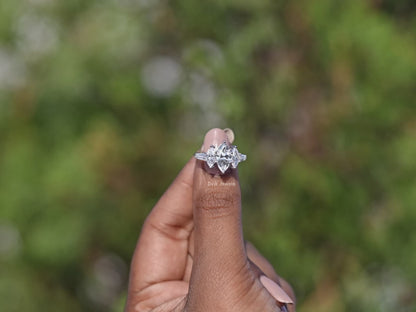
[281,304,289,312]
[194,141,247,173]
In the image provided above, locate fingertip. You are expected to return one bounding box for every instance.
[260,275,294,304]
[202,128,229,152]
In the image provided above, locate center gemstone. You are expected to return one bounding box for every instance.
[202,141,245,174]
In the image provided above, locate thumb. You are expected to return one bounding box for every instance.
[188,128,252,309]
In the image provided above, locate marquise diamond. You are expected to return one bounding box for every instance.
[206,146,217,168]
[196,141,246,173]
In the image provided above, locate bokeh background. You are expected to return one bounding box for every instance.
[1,0,415,311]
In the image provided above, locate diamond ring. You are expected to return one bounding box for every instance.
[194,141,247,174]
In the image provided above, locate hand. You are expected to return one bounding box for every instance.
[125,128,295,312]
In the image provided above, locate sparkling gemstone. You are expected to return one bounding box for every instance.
[206,146,217,168]
[230,146,240,168]
[195,141,246,173]
[217,142,228,156]
[217,158,230,173]
[216,142,230,173]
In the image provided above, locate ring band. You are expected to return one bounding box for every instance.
[194,141,247,173]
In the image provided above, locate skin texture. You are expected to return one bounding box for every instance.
[125,128,295,312]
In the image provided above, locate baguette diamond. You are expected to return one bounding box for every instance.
[194,141,247,173]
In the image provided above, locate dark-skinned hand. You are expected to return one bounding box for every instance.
[125,128,295,312]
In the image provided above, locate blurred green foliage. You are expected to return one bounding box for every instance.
[0,0,415,311]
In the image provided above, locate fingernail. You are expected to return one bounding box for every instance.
[260,275,294,304]
[223,128,235,144]
[202,128,229,152]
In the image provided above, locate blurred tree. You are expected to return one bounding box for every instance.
[0,0,415,311]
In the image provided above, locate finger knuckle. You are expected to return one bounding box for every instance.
[196,188,240,218]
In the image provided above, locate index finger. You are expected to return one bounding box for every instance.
[128,157,196,292]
